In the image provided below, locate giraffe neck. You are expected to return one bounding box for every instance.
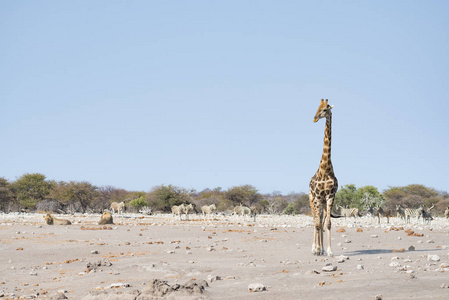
[318,111,333,177]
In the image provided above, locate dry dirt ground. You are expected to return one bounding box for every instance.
[1,213,449,299]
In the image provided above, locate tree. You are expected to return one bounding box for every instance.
[283,192,309,215]
[96,186,131,212]
[334,184,357,209]
[147,185,191,212]
[12,173,52,209]
[129,196,147,211]
[383,184,439,211]
[357,185,384,210]
[49,181,99,212]
[225,185,263,207]
[0,177,14,212]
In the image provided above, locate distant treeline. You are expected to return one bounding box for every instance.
[1,173,448,216]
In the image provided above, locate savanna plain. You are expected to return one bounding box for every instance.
[1,213,449,300]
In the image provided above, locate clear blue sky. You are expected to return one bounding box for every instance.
[1,1,448,194]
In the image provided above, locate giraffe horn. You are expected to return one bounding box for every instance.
[321,99,324,104]
[325,99,328,105]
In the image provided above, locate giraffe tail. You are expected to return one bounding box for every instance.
[330,212,344,218]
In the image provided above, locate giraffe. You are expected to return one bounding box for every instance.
[309,99,339,256]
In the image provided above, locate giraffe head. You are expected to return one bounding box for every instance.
[313,99,334,123]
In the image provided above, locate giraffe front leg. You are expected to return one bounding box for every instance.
[325,199,334,257]
[309,192,321,255]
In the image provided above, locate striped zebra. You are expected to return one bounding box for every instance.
[404,206,423,224]
[368,205,390,224]
[172,203,195,220]
[336,206,359,219]
[233,204,253,220]
[395,205,406,223]
[172,204,186,220]
[201,204,217,219]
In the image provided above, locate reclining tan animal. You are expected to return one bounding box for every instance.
[44,214,72,225]
[98,211,114,225]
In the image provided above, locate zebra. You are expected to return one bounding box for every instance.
[183,203,196,220]
[395,205,406,223]
[233,204,252,220]
[404,206,423,224]
[368,205,390,224]
[171,203,195,220]
[172,204,186,220]
[110,201,125,214]
[336,206,359,219]
[421,205,434,225]
[201,204,217,219]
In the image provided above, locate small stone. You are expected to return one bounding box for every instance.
[207,275,222,282]
[371,235,378,238]
[357,265,364,270]
[166,250,175,254]
[426,240,434,244]
[371,294,383,300]
[52,293,68,300]
[408,246,415,251]
[440,283,448,289]
[389,262,401,267]
[248,283,267,292]
[322,265,337,272]
[108,282,130,289]
[427,255,440,262]
[91,250,99,254]
[344,239,351,243]
[391,256,400,260]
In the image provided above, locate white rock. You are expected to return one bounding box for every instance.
[427,255,440,262]
[371,235,378,238]
[322,265,337,272]
[357,265,364,270]
[248,283,267,292]
[389,262,401,267]
[207,275,222,282]
[108,282,130,289]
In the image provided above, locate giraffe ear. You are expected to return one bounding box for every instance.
[329,105,334,109]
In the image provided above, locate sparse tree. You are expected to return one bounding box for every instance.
[147,184,191,212]
[12,173,52,210]
[0,177,14,212]
[225,185,263,207]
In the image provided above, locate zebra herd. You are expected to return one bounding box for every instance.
[169,203,448,224]
[396,204,435,225]
[334,204,443,225]
[170,203,258,221]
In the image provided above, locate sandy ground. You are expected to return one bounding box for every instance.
[1,212,449,299]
